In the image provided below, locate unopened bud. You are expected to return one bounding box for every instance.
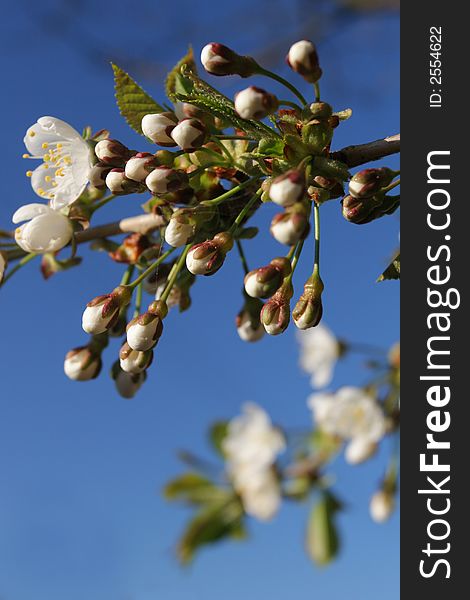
[186,232,233,276]
[200,42,258,77]
[82,285,132,335]
[234,86,278,120]
[141,112,179,146]
[308,102,333,119]
[269,170,306,207]
[345,438,377,465]
[342,194,380,224]
[270,203,310,246]
[125,152,159,182]
[260,281,293,336]
[286,40,322,83]
[94,139,132,166]
[105,168,143,194]
[244,257,291,299]
[88,163,112,189]
[145,166,189,195]
[236,295,265,342]
[349,168,395,199]
[119,341,153,374]
[165,210,195,247]
[112,362,146,399]
[174,102,214,126]
[170,118,207,152]
[126,300,167,351]
[64,346,101,381]
[292,272,324,330]
[370,490,395,523]
[301,120,333,154]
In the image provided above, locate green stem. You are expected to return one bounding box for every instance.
[92,194,116,212]
[382,179,400,193]
[1,252,37,286]
[235,240,250,275]
[211,138,235,162]
[189,163,223,178]
[229,188,263,233]
[279,100,302,111]
[313,203,321,276]
[214,135,256,141]
[201,178,259,207]
[285,240,305,285]
[314,82,321,102]
[257,67,307,106]
[128,247,176,290]
[159,245,191,303]
[120,264,135,286]
[133,281,143,318]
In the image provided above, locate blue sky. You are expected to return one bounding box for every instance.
[0,2,399,599]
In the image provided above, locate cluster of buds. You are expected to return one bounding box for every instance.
[343,168,398,224]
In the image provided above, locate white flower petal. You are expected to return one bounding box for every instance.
[12,202,52,224]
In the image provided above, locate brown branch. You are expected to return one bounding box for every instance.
[331,134,400,168]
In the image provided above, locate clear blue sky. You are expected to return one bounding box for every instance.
[0,2,399,599]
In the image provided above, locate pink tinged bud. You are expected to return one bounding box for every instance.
[82,286,132,335]
[292,274,324,330]
[174,102,213,125]
[370,490,395,523]
[200,43,258,77]
[119,342,153,374]
[349,167,395,199]
[244,257,292,299]
[286,40,322,83]
[234,86,279,120]
[141,112,179,146]
[145,166,189,195]
[270,206,309,246]
[269,170,306,207]
[345,438,377,465]
[170,118,207,152]
[186,232,233,276]
[126,309,164,351]
[260,283,293,336]
[64,347,102,381]
[341,194,375,224]
[113,366,146,399]
[165,214,194,247]
[94,139,132,166]
[88,163,112,189]
[105,168,142,194]
[124,153,159,182]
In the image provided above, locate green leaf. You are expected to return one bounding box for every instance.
[306,491,341,566]
[209,421,229,456]
[178,498,245,564]
[165,46,197,102]
[313,156,350,181]
[112,63,164,135]
[164,472,219,504]
[377,252,400,282]
[257,137,285,157]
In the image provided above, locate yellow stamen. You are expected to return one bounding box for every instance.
[26,170,33,177]
[29,130,36,137]
[22,153,30,159]
[41,142,49,149]
[57,143,63,149]
[37,187,45,195]
[45,175,52,182]
[43,154,50,162]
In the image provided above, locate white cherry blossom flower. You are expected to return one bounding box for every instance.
[297,323,339,388]
[24,116,92,209]
[12,203,73,254]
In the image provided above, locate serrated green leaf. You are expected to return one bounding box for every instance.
[306,492,341,566]
[377,252,400,282]
[112,63,164,135]
[165,46,197,102]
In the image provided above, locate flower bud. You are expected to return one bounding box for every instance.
[286,40,322,83]
[88,163,112,189]
[82,285,132,335]
[244,257,291,299]
[94,139,132,166]
[234,86,278,120]
[186,232,233,276]
[126,300,167,351]
[119,341,153,374]
[145,166,189,195]
[270,203,310,246]
[301,119,333,154]
[141,112,179,146]
[269,169,306,207]
[342,194,383,224]
[174,103,214,127]
[200,42,258,77]
[124,152,159,182]
[236,295,265,342]
[105,168,143,194]
[165,211,195,247]
[64,346,102,381]
[370,490,395,523]
[292,272,324,330]
[112,362,146,399]
[345,438,377,465]
[170,118,207,152]
[260,281,293,336]
[308,102,333,119]
[349,168,395,199]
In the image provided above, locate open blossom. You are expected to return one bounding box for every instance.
[308,387,386,463]
[24,116,92,209]
[223,403,285,521]
[297,323,339,388]
[12,203,73,254]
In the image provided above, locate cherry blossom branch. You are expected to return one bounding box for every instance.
[330,134,400,168]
